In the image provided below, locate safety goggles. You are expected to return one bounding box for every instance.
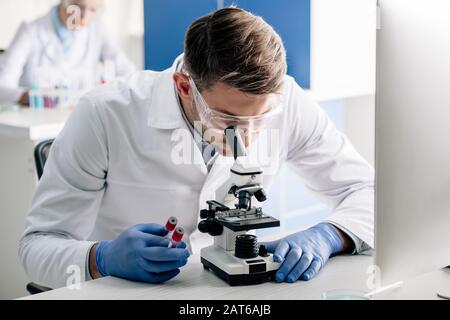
[188,76,283,132]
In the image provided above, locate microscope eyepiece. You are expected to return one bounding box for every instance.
[198,219,223,236]
[254,189,267,202]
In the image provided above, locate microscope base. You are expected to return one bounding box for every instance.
[200,245,280,286]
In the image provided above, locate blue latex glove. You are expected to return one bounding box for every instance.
[263,223,344,283]
[95,224,190,284]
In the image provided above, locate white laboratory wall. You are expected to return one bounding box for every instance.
[0,0,55,48]
[310,0,376,170]
[343,95,375,166]
[101,0,144,69]
[310,0,377,100]
[0,0,144,68]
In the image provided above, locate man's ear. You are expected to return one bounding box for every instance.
[173,72,192,99]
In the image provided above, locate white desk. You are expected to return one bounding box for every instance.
[0,107,71,140]
[0,108,72,300]
[20,255,450,300]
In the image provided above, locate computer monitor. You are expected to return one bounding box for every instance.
[375,0,450,287]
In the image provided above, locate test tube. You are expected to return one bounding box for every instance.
[44,94,49,109]
[36,89,44,110]
[168,227,184,248]
[165,216,178,233]
[30,79,43,110]
[29,90,36,110]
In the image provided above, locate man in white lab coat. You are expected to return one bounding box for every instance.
[19,8,374,289]
[0,0,135,107]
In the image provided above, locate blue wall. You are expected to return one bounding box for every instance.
[144,0,311,88]
[143,1,217,75]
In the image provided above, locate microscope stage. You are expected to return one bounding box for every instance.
[216,215,280,232]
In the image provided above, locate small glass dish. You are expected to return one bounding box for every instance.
[322,289,372,300]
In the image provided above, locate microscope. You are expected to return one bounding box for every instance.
[198,126,281,286]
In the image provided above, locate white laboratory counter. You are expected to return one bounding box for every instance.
[19,255,450,300]
[0,108,71,140]
[0,107,72,300]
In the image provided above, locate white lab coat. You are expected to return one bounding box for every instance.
[0,9,135,105]
[19,57,375,289]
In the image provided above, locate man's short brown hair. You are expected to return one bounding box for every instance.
[183,7,287,95]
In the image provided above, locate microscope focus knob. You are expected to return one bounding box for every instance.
[198,219,223,236]
[198,220,210,233]
[200,209,210,219]
[254,189,267,202]
[258,244,270,257]
[235,234,259,259]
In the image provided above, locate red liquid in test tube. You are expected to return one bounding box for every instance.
[169,227,184,248]
[165,217,178,233]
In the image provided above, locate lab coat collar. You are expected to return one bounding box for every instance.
[39,9,89,66]
[38,10,60,63]
[51,5,74,52]
[147,55,187,129]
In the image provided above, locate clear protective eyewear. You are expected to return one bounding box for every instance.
[188,76,283,132]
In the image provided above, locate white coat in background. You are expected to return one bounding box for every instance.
[0,9,136,105]
[19,57,375,289]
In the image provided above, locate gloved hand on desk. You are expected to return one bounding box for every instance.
[90,224,190,284]
[263,223,353,283]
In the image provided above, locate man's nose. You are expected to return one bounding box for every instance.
[79,13,91,27]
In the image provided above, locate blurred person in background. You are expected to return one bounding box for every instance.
[0,0,136,107]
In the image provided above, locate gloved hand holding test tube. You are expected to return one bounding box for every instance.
[94,222,190,284]
[164,217,185,248]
